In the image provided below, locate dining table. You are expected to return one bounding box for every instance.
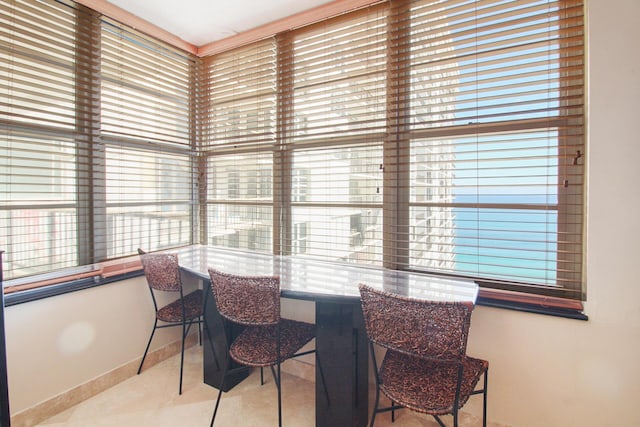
[175,244,479,427]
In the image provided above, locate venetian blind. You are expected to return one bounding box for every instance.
[0,0,198,281]
[280,5,388,262]
[201,40,276,252]
[0,0,97,280]
[99,19,197,259]
[391,0,585,298]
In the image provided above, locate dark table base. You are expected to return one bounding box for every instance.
[315,301,368,427]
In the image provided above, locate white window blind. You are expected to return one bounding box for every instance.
[0,0,95,279]
[100,19,193,147]
[99,19,197,259]
[202,39,277,151]
[104,145,193,258]
[202,40,276,252]
[0,130,80,278]
[206,153,273,251]
[397,0,585,298]
[1,0,197,281]
[285,6,388,264]
[290,145,384,263]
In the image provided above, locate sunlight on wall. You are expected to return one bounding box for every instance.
[57,321,96,354]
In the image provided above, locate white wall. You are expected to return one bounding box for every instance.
[4,274,197,414]
[4,0,640,425]
[465,0,640,425]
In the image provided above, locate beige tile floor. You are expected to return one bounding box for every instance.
[35,345,486,427]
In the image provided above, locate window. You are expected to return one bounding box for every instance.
[290,146,384,263]
[1,0,197,282]
[104,146,192,258]
[202,0,585,300]
[202,40,276,253]
[2,0,585,303]
[0,131,80,277]
[401,0,585,299]
[100,19,196,259]
[285,7,388,264]
[205,153,273,251]
[1,0,88,279]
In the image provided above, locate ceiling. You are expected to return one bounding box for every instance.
[106,0,337,46]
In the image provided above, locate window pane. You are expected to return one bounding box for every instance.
[202,39,276,150]
[292,207,382,264]
[0,132,79,279]
[409,127,580,289]
[206,153,273,251]
[291,145,383,264]
[105,146,193,258]
[207,153,273,202]
[207,205,273,251]
[0,0,77,129]
[409,0,584,129]
[291,7,387,144]
[101,20,194,147]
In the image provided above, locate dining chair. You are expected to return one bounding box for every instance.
[137,249,203,395]
[207,268,326,427]
[359,284,488,427]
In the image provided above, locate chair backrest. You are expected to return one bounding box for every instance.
[208,268,280,327]
[359,284,474,363]
[139,252,182,293]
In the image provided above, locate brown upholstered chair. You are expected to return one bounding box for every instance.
[137,249,203,395]
[207,268,322,427]
[359,284,488,427]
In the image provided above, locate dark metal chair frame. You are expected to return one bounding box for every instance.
[359,284,488,427]
[137,249,203,395]
[207,268,328,427]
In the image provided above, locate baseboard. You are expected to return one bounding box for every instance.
[10,334,197,427]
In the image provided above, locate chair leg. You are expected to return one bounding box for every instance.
[269,365,280,388]
[210,386,224,427]
[260,367,264,385]
[367,341,382,427]
[482,369,489,427]
[433,415,447,427]
[179,321,187,395]
[210,353,230,427]
[391,400,395,422]
[277,361,282,427]
[137,319,158,374]
[369,384,380,427]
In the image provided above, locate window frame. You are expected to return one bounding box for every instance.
[2,0,586,315]
[201,0,586,305]
[1,0,198,284]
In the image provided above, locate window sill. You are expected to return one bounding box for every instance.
[3,256,144,307]
[3,255,588,321]
[477,288,588,321]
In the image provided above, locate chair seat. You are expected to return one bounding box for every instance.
[157,289,204,323]
[229,319,315,367]
[379,350,488,416]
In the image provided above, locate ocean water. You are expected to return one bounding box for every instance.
[451,207,558,285]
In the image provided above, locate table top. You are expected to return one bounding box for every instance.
[174,245,478,304]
